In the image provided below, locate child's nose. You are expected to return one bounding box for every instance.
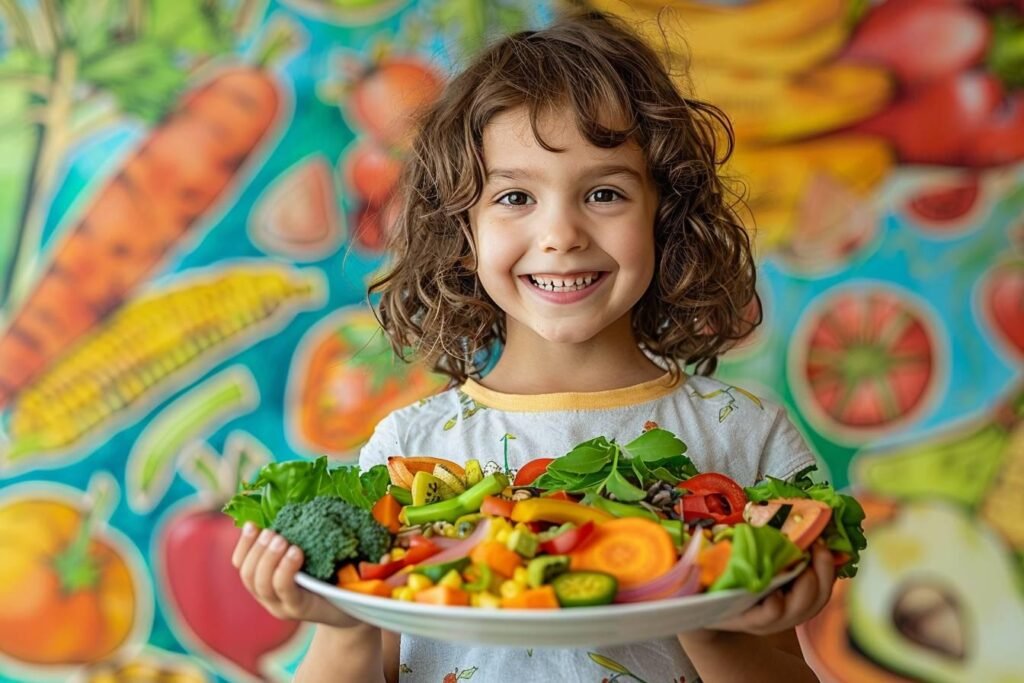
[537,206,589,253]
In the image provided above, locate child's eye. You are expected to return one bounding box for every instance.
[497,191,534,206]
[588,188,623,203]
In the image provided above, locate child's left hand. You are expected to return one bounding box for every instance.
[706,541,836,636]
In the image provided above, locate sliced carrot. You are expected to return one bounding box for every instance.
[470,541,523,578]
[337,563,361,586]
[414,585,470,606]
[697,540,733,588]
[501,586,559,609]
[372,493,403,533]
[568,518,676,589]
[339,579,391,597]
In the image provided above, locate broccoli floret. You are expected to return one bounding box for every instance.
[270,496,391,581]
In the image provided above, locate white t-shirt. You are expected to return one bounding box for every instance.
[359,372,817,683]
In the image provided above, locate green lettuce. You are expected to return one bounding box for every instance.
[745,467,867,579]
[222,456,389,528]
[709,523,804,592]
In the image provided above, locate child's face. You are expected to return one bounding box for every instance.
[468,106,658,347]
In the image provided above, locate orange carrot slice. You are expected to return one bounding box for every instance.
[372,493,403,533]
[501,586,559,609]
[414,585,470,606]
[568,518,676,589]
[337,564,361,586]
[697,540,733,588]
[339,579,391,597]
[470,541,523,578]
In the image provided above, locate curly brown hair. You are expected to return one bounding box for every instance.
[369,9,760,384]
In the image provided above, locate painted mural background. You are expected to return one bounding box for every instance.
[0,1,1021,681]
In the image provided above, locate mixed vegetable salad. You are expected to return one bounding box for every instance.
[224,426,866,609]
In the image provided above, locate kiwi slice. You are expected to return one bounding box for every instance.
[433,464,467,494]
[464,459,483,486]
[411,471,453,505]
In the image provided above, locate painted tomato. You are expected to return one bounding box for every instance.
[343,140,403,207]
[0,497,139,664]
[347,58,444,148]
[351,199,399,253]
[289,307,447,458]
[790,287,942,441]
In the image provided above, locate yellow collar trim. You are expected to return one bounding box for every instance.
[461,372,683,412]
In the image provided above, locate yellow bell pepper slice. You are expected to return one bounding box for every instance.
[510,498,613,526]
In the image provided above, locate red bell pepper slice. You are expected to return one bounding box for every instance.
[676,472,747,525]
[358,559,406,581]
[402,536,441,565]
[539,521,595,555]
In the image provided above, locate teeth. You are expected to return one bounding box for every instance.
[528,273,599,291]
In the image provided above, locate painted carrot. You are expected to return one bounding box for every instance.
[0,66,282,408]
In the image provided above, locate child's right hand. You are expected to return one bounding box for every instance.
[232,522,363,630]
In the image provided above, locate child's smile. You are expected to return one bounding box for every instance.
[521,271,608,303]
[469,106,658,349]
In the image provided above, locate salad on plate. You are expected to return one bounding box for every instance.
[223,426,866,612]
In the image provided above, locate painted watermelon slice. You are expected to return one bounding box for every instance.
[979,260,1024,360]
[248,155,343,260]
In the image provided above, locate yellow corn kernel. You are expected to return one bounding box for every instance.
[407,574,434,592]
[514,522,531,533]
[391,586,412,600]
[496,529,511,544]
[439,569,463,590]
[499,580,523,599]
[476,592,502,609]
[442,525,458,537]
[398,587,416,602]
[390,547,407,561]
[513,567,529,586]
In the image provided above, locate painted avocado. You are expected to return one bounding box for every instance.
[847,501,1024,682]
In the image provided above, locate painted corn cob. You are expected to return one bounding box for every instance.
[3,264,321,460]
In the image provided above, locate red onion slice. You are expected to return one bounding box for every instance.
[385,519,492,588]
[666,566,701,598]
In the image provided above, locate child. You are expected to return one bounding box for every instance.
[233,10,834,682]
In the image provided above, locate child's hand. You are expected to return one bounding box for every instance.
[705,541,836,636]
[232,522,363,630]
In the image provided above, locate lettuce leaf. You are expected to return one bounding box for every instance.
[222,456,389,528]
[745,467,867,579]
[709,524,804,592]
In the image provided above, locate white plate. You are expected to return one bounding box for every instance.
[295,563,806,648]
